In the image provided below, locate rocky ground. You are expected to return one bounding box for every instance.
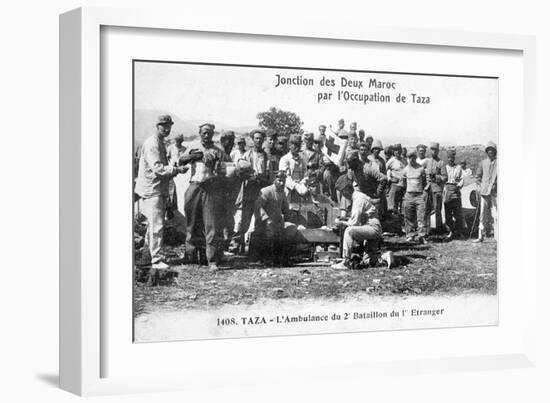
[133,235,497,317]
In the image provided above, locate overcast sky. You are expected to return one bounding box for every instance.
[134,61,498,146]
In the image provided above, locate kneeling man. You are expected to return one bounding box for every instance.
[332,181,393,270]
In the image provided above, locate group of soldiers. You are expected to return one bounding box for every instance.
[135,115,498,272]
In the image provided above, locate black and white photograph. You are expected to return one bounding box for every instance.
[132,60,498,342]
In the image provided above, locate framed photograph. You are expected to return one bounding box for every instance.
[60,7,537,396]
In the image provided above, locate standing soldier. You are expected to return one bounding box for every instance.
[424,142,447,234]
[230,133,249,248]
[302,132,323,193]
[279,134,310,217]
[135,115,188,270]
[219,130,238,250]
[264,129,280,181]
[474,141,498,242]
[182,123,231,271]
[402,150,427,243]
[318,124,328,143]
[166,133,188,219]
[443,149,465,240]
[369,139,388,217]
[386,144,406,215]
[330,118,349,139]
[233,129,271,252]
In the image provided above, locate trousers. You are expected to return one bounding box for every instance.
[424,190,443,231]
[250,221,298,262]
[388,184,405,213]
[478,194,498,239]
[141,196,166,264]
[342,220,382,259]
[322,169,339,203]
[184,182,223,264]
[403,192,426,237]
[444,198,464,234]
[234,180,263,246]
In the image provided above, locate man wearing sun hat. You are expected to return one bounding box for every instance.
[474,141,498,243]
[135,115,189,271]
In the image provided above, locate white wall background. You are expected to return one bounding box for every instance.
[0,0,548,402]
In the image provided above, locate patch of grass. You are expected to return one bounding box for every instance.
[134,237,497,317]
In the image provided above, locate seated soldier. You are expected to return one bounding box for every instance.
[250,171,298,266]
[331,178,393,270]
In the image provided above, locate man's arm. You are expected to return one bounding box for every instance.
[475,161,484,186]
[366,164,388,197]
[144,140,176,178]
[436,160,447,184]
[421,168,428,189]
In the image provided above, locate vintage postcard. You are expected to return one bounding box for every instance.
[132,60,498,342]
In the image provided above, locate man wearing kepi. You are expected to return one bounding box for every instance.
[424,142,447,233]
[443,148,464,240]
[474,141,498,243]
[181,123,231,271]
[233,129,271,252]
[386,144,406,215]
[402,149,427,243]
[135,115,188,270]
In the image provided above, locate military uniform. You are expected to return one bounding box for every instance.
[443,150,465,237]
[134,115,179,269]
[233,145,271,250]
[183,125,231,265]
[475,142,498,241]
[386,153,406,214]
[424,142,447,232]
[402,151,427,239]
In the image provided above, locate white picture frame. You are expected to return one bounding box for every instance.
[59,7,537,396]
